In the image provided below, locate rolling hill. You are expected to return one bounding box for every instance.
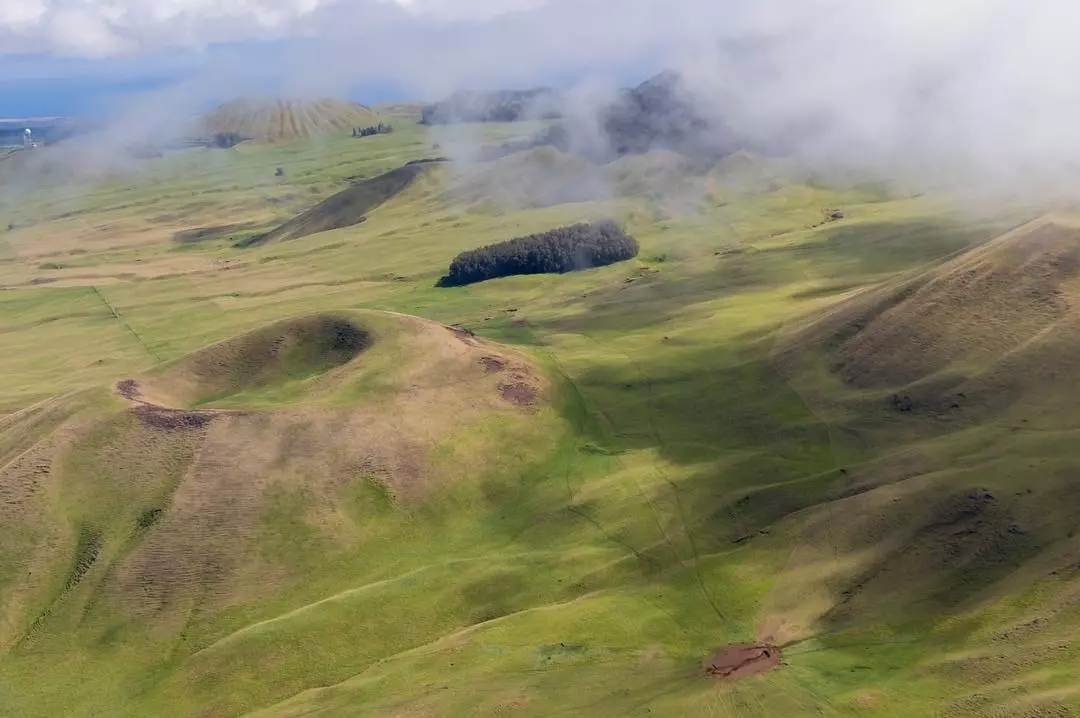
[3,110,1080,718]
[782,217,1080,421]
[240,159,446,246]
[0,310,554,715]
[199,99,382,141]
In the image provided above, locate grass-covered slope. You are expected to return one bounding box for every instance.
[780,217,1080,419]
[3,124,1080,717]
[200,99,382,141]
[0,309,554,716]
[128,313,372,407]
[239,160,445,247]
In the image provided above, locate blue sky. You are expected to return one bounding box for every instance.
[0,0,692,118]
[0,47,418,117]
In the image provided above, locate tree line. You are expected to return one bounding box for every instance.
[353,123,394,137]
[437,221,639,287]
[211,132,245,148]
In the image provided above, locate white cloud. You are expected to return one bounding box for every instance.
[0,0,547,56]
[6,0,1080,191]
[0,0,47,29]
[392,0,541,19]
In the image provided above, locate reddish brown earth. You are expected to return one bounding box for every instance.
[479,355,508,374]
[702,644,781,681]
[133,406,216,431]
[499,381,538,407]
[115,379,142,401]
[115,379,224,431]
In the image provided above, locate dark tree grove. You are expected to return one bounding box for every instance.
[211,132,244,148]
[438,221,639,287]
[353,123,394,137]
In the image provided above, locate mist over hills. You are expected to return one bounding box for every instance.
[442,70,759,168]
[420,88,562,125]
[10,5,1080,711]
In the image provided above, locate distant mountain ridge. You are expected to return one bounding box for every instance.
[420,88,562,125]
[466,71,748,165]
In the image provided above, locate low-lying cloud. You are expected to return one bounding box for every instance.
[6,0,1080,192]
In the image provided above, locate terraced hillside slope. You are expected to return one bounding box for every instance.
[200,99,381,141]
[3,120,1080,717]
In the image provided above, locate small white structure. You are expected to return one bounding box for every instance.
[23,128,36,149]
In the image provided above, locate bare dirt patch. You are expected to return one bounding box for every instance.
[133,406,216,431]
[447,324,480,346]
[499,381,538,407]
[479,355,508,374]
[115,379,142,401]
[116,379,221,430]
[702,644,781,681]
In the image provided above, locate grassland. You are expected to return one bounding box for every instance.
[200,99,385,141]
[1,120,1079,717]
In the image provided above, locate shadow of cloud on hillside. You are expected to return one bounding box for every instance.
[821,485,1042,629]
[767,216,1021,279]
[580,357,831,463]
[536,215,1017,339]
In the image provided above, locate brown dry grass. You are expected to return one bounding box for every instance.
[200,99,380,142]
[3,311,552,636]
[802,220,1080,389]
[773,218,1080,428]
[0,401,99,649]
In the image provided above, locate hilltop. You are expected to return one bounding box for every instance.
[199,98,381,141]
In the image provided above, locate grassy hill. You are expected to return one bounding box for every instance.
[1,124,1079,717]
[242,159,446,246]
[200,99,383,141]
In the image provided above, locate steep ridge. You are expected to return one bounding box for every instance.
[239,160,445,246]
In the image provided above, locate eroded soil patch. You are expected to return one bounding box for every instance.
[117,379,223,430]
[134,406,216,431]
[703,644,781,681]
[499,381,538,407]
[479,355,508,374]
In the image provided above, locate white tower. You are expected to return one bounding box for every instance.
[23,129,32,148]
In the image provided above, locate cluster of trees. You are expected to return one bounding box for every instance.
[211,132,245,148]
[438,221,639,287]
[353,123,394,137]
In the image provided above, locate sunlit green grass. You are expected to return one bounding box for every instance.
[1,127,1072,718]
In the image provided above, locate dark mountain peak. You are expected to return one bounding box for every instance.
[420,88,562,125]
[598,70,738,161]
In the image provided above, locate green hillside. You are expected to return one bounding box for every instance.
[1,120,1077,717]
[200,99,383,142]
